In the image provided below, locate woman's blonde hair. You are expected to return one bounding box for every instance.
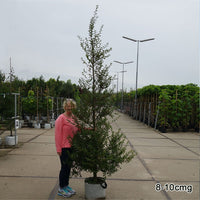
[63,98,77,110]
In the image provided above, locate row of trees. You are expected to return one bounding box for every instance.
[0,71,76,98]
[120,84,199,132]
[0,71,78,121]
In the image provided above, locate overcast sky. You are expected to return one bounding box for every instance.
[0,0,199,91]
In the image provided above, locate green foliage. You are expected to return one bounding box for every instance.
[122,83,199,131]
[22,90,37,116]
[157,84,199,130]
[71,126,135,179]
[21,89,53,119]
[71,5,135,182]
[0,70,78,120]
[192,89,200,130]
[138,85,160,97]
[158,89,171,128]
[0,72,76,100]
[0,94,15,119]
[0,94,15,136]
[0,70,5,83]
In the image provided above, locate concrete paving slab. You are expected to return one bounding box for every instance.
[144,159,199,181]
[129,138,179,147]
[105,180,167,200]
[160,181,199,200]
[8,143,56,156]
[0,176,57,200]
[188,147,200,154]
[0,154,59,177]
[1,112,200,200]
[18,128,46,135]
[52,178,199,200]
[53,178,166,200]
[0,132,32,146]
[0,148,13,156]
[160,132,200,140]
[115,122,149,128]
[124,132,165,139]
[29,135,55,144]
[43,129,55,136]
[110,157,153,180]
[112,126,152,133]
[13,128,50,144]
[134,146,199,159]
[172,139,200,148]
[121,127,154,133]
[18,134,36,143]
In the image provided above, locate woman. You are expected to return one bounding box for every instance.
[55,98,78,198]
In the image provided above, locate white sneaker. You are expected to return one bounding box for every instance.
[57,187,72,198]
[65,186,76,195]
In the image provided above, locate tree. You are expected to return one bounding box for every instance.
[22,90,37,118]
[60,80,74,98]
[0,70,5,84]
[71,5,135,184]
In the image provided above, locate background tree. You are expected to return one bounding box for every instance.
[22,90,37,118]
[0,70,5,84]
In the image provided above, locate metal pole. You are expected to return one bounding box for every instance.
[135,41,139,119]
[37,87,38,122]
[121,64,124,110]
[52,97,54,119]
[122,36,155,119]
[154,102,160,129]
[11,92,20,146]
[14,94,17,145]
[117,72,119,108]
[114,60,133,111]
[117,72,119,96]
[148,102,151,126]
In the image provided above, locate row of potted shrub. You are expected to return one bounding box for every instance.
[120,84,199,132]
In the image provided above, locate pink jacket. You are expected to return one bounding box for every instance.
[55,114,78,153]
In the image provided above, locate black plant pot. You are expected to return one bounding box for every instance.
[159,126,167,133]
[27,122,33,128]
[195,127,199,133]
[172,127,181,132]
[182,128,188,132]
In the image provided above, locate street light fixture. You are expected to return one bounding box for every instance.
[114,60,134,111]
[122,36,155,118]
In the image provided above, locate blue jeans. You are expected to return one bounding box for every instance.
[59,148,72,188]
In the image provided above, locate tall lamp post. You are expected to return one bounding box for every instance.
[114,60,134,111]
[122,36,155,118]
[113,72,120,108]
[113,72,120,94]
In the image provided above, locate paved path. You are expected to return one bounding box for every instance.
[0,112,199,200]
